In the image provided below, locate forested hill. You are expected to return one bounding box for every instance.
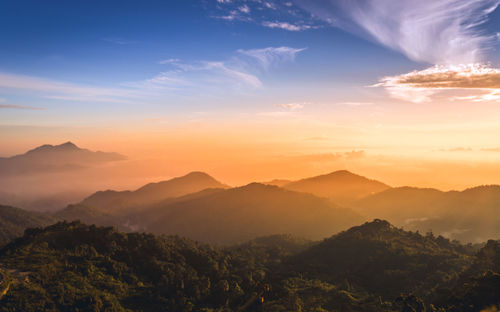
[0,220,499,311]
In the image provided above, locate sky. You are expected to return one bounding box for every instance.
[2,0,500,189]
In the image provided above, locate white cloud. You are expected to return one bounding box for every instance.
[238,46,306,69]
[375,63,500,103]
[295,0,500,64]
[159,58,180,64]
[239,5,250,13]
[262,21,312,31]
[276,102,309,110]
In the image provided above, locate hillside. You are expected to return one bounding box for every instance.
[286,219,473,300]
[80,171,228,213]
[0,221,498,311]
[0,205,55,246]
[138,183,364,244]
[283,170,390,204]
[0,142,125,176]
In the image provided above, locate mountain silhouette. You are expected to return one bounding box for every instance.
[135,182,363,244]
[0,141,126,175]
[80,171,228,213]
[353,185,500,242]
[283,170,390,204]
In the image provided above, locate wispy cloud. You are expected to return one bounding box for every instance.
[295,0,500,65]
[261,21,313,31]
[159,58,180,64]
[0,104,45,110]
[276,102,309,110]
[238,46,306,69]
[0,72,139,103]
[211,0,321,31]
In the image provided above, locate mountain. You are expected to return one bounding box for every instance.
[80,171,228,213]
[0,142,126,176]
[136,183,363,244]
[352,185,500,243]
[261,179,292,187]
[352,186,450,224]
[283,170,390,204]
[0,205,55,246]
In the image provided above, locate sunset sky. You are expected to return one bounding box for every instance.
[3,0,500,189]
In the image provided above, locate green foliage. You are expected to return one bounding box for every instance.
[0,220,499,311]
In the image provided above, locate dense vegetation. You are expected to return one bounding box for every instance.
[0,220,498,311]
[0,205,55,247]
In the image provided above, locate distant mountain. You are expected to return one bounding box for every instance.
[80,171,228,213]
[352,185,500,243]
[136,183,363,244]
[261,179,292,187]
[0,205,55,246]
[352,186,449,224]
[0,141,126,175]
[283,170,390,204]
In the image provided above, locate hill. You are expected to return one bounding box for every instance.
[137,183,364,244]
[285,219,473,300]
[0,205,55,246]
[0,142,125,176]
[80,171,228,213]
[0,220,498,311]
[283,170,390,204]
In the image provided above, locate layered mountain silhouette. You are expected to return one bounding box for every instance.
[57,174,363,244]
[352,185,500,242]
[282,170,390,204]
[135,183,363,244]
[0,141,126,175]
[80,171,229,213]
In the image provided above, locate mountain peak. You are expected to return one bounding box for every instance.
[58,141,79,149]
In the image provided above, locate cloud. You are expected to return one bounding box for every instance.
[159,58,180,64]
[261,21,312,31]
[134,60,262,90]
[294,0,500,65]
[0,104,45,110]
[239,5,250,13]
[238,46,306,69]
[276,102,309,110]
[211,0,321,31]
[0,72,139,103]
[375,64,500,103]
[439,147,473,152]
